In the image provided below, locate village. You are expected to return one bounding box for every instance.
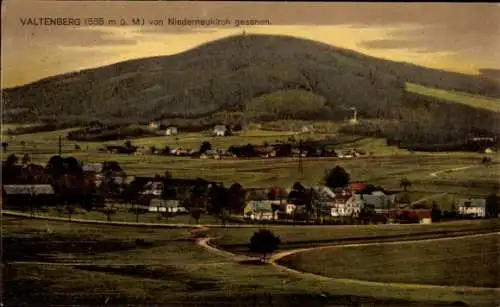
[2,150,497,225]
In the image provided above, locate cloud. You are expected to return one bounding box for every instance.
[359,21,500,60]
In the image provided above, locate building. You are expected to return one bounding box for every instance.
[213,125,227,136]
[141,181,164,196]
[165,126,178,136]
[148,198,186,213]
[243,200,279,220]
[456,198,486,217]
[355,191,397,211]
[330,195,361,217]
[82,163,103,173]
[149,122,160,129]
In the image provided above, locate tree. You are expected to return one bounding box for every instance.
[124,140,132,148]
[400,178,412,192]
[228,183,246,213]
[249,229,281,261]
[131,205,148,223]
[163,170,173,180]
[431,202,442,222]
[485,193,500,218]
[482,156,492,165]
[324,166,350,189]
[219,208,230,226]
[191,208,203,224]
[66,205,76,222]
[208,184,229,215]
[102,161,122,173]
[199,141,212,154]
[21,153,31,165]
[6,154,19,167]
[103,205,117,223]
[1,142,8,153]
[292,182,305,191]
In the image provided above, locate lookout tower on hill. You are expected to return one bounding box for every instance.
[348,107,358,124]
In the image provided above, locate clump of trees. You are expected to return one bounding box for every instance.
[324,166,350,189]
[249,229,281,261]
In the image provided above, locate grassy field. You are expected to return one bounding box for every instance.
[406,83,500,113]
[209,219,500,247]
[3,128,497,191]
[4,217,500,306]
[279,233,500,288]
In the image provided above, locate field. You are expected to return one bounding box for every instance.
[19,206,223,225]
[406,83,500,113]
[3,127,498,193]
[209,219,500,248]
[279,233,500,288]
[4,216,500,307]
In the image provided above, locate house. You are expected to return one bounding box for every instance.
[213,125,227,136]
[284,203,296,215]
[330,194,362,217]
[148,198,185,213]
[243,200,279,220]
[313,186,336,201]
[355,191,397,211]
[165,126,178,136]
[456,198,486,217]
[255,146,277,158]
[82,163,103,173]
[141,181,164,196]
[349,181,367,193]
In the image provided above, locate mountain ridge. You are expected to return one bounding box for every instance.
[2,34,499,128]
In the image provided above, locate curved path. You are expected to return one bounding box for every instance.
[268,232,500,294]
[429,165,481,178]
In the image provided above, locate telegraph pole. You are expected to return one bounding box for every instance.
[298,139,303,174]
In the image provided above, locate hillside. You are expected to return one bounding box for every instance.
[3,34,499,120]
[2,34,500,146]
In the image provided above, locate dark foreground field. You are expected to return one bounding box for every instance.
[3,217,499,307]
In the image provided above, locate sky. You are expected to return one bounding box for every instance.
[1,1,499,88]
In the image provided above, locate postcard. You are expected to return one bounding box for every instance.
[2,2,499,307]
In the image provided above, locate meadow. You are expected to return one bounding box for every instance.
[279,233,500,289]
[3,127,497,193]
[406,83,500,113]
[4,216,500,307]
[209,219,500,248]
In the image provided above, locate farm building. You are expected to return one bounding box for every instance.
[313,186,336,201]
[330,194,362,217]
[456,198,486,217]
[141,181,164,196]
[148,198,186,213]
[213,125,227,136]
[244,200,279,220]
[82,163,103,173]
[349,181,368,193]
[165,126,178,136]
[355,191,397,211]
